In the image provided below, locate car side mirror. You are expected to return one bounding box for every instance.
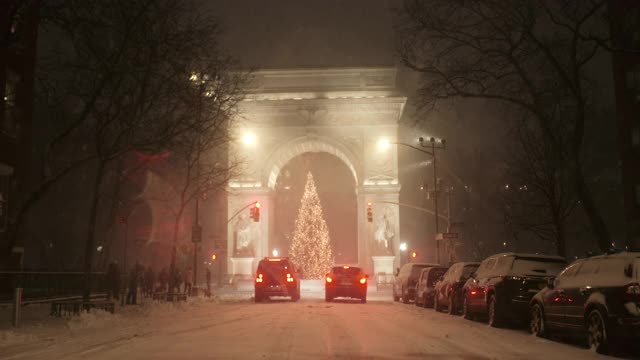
[546,277,555,289]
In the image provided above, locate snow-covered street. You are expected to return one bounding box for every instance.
[0,289,621,360]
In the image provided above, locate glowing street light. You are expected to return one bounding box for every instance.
[377,138,391,151]
[242,133,256,146]
[399,242,408,252]
[272,248,279,257]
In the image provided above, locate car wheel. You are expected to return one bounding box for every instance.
[488,295,502,327]
[292,292,300,302]
[415,294,421,307]
[434,294,441,312]
[325,293,333,302]
[423,294,429,308]
[361,296,367,304]
[447,295,456,315]
[402,286,409,304]
[587,308,609,354]
[393,285,400,302]
[530,303,546,338]
[254,293,262,303]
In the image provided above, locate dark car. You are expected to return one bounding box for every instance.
[530,252,640,354]
[254,257,301,302]
[433,262,480,314]
[393,262,440,304]
[325,266,368,303]
[415,266,448,308]
[462,253,566,327]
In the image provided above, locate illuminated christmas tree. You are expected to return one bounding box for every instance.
[288,171,334,279]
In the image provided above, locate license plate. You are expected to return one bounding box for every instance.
[340,281,351,286]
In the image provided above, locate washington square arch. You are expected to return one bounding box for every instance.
[225,67,406,279]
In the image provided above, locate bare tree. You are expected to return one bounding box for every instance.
[396,0,612,252]
[500,120,577,256]
[32,0,246,300]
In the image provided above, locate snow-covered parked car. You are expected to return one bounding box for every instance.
[529,252,640,354]
[462,253,566,327]
[433,261,480,314]
[415,266,448,308]
[393,262,439,304]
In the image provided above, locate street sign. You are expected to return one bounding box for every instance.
[191,225,202,243]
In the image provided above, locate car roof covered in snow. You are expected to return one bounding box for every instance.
[488,252,566,261]
[584,251,640,260]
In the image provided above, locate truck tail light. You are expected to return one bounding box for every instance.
[286,273,294,282]
[359,277,367,284]
[326,276,333,283]
[256,273,264,283]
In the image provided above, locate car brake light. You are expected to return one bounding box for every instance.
[359,277,366,284]
[326,276,333,283]
[623,283,640,302]
[343,266,350,269]
[268,258,281,261]
[256,273,263,283]
[286,273,294,282]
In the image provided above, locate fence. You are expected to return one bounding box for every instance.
[0,271,108,303]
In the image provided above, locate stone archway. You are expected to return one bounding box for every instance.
[225,67,406,277]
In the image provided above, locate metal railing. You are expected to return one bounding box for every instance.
[0,271,108,303]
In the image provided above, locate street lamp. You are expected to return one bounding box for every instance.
[272,248,279,257]
[379,136,446,264]
[399,242,408,266]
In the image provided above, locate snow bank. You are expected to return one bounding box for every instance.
[0,330,37,347]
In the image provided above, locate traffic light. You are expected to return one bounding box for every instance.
[366,201,373,222]
[250,201,261,222]
[411,251,417,259]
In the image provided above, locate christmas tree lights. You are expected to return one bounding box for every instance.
[288,172,334,279]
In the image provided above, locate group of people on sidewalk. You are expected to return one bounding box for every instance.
[106,261,213,304]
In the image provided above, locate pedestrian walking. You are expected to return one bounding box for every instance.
[126,263,141,305]
[144,266,155,297]
[205,267,211,297]
[184,267,193,296]
[158,267,168,292]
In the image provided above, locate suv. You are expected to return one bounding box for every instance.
[415,266,448,308]
[462,253,566,326]
[530,252,640,354]
[433,262,480,314]
[325,266,369,303]
[393,262,440,304]
[254,257,301,302]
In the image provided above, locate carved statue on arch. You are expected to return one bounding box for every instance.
[373,206,395,256]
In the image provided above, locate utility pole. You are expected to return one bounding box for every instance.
[419,137,446,264]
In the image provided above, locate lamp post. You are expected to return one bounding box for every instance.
[379,137,446,264]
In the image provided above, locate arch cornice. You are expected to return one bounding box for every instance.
[263,134,361,189]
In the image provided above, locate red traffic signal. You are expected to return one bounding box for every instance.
[366,201,373,222]
[250,201,261,222]
[411,251,417,258]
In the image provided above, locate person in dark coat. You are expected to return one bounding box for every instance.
[126,263,141,304]
[205,267,211,297]
[158,268,168,292]
[106,261,120,301]
[144,266,155,296]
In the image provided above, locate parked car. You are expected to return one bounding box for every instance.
[530,252,640,354]
[415,266,449,308]
[325,266,369,303]
[433,262,480,314]
[462,253,566,326]
[393,262,439,304]
[254,257,301,302]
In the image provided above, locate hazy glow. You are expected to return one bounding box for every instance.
[242,133,256,146]
[399,242,407,251]
[272,248,279,257]
[377,138,391,151]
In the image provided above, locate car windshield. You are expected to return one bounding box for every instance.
[333,267,361,276]
[512,258,566,276]
[410,265,430,278]
[462,265,479,278]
